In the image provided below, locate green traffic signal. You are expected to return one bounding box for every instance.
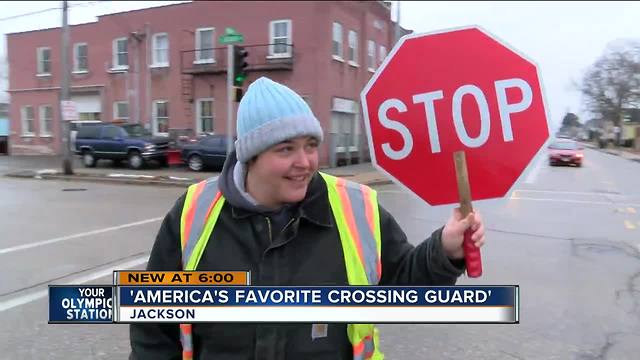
[233,46,249,87]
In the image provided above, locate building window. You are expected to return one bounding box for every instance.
[196,99,214,134]
[73,43,88,73]
[379,45,387,65]
[152,33,169,67]
[37,47,51,75]
[113,37,128,69]
[195,28,215,63]
[332,22,343,60]
[79,113,100,121]
[269,19,292,57]
[348,31,358,66]
[367,40,376,71]
[331,97,359,152]
[39,105,53,136]
[21,106,35,135]
[153,100,169,135]
[114,101,129,122]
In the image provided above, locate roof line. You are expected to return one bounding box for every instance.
[6,20,98,36]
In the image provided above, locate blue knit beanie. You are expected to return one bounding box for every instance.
[235,77,323,163]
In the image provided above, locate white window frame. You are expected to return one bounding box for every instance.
[37,47,51,76]
[195,27,215,64]
[21,106,35,136]
[367,40,376,72]
[332,97,359,153]
[334,115,359,153]
[152,33,170,67]
[112,37,128,70]
[113,101,129,122]
[332,22,343,61]
[73,43,88,73]
[152,100,169,136]
[378,45,387,65]
[348,30,358,66]
[268,19,292,58]
[39,105,53,137]
[195,98,215,134]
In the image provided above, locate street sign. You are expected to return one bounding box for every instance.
[361,26,550,206]
[60,100,79,121]
[219,27,244,44]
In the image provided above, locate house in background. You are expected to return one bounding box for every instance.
[621,108,640,148]
[6,1,410,166]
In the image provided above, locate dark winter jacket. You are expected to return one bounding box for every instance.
[130,151,465,360]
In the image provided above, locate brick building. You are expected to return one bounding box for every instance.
[7,1,409,165]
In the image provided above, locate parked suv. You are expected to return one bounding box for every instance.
[75,123,170,169]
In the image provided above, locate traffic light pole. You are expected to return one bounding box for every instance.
[226,44,234,156]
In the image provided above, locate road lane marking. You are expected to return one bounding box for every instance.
[624,220,637,230]
[514,189,624,197]
[509,196,640,207]
[628,207,637,214]
[0,255,149,312]
[525,155,545,184]
[0,217,163,255]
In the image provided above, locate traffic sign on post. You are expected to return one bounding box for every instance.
[60,100,78,121]
[361,26,550,276]
[219,27,244,45]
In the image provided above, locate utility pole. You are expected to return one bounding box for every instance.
[60,0,73,174]
[395,1,401,43]
[226,44,234,156]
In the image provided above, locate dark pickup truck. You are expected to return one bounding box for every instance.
[74,123,170,169]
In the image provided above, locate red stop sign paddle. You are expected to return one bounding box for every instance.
[361,26,550,277]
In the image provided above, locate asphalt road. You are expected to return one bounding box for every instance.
[1,147,639,359]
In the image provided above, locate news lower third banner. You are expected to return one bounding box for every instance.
[48,272,519,324]
[115,286,518,323]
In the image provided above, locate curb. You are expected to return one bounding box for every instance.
[5,172,198,188]
[4,171,394,188]
[590,147,640,161]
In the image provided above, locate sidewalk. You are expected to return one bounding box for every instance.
[1,155,391,188]
[580,142,640,162]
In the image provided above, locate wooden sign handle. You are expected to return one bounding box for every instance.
[454,151,483,278]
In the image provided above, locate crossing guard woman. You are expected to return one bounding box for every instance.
[130,77,486,360]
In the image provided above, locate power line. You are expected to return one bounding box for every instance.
[0,1,103,23]
[0,7,60,22]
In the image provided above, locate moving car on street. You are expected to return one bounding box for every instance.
[548,139,584,167]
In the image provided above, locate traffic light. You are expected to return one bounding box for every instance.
[232,45,248,87]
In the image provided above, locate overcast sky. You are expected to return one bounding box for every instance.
[2,1,639,131]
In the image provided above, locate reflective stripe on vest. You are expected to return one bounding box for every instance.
[178,177,224,360]
[320,173,381,285]
[178,172,383,360]
[180,177,225,270]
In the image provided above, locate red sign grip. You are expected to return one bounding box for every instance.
[463,229,482,277]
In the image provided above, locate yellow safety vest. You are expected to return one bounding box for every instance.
[179,172,383,360]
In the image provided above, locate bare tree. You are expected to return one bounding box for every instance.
[581,40,640,127]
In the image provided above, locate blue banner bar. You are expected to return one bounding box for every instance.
[119,286,517,307]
